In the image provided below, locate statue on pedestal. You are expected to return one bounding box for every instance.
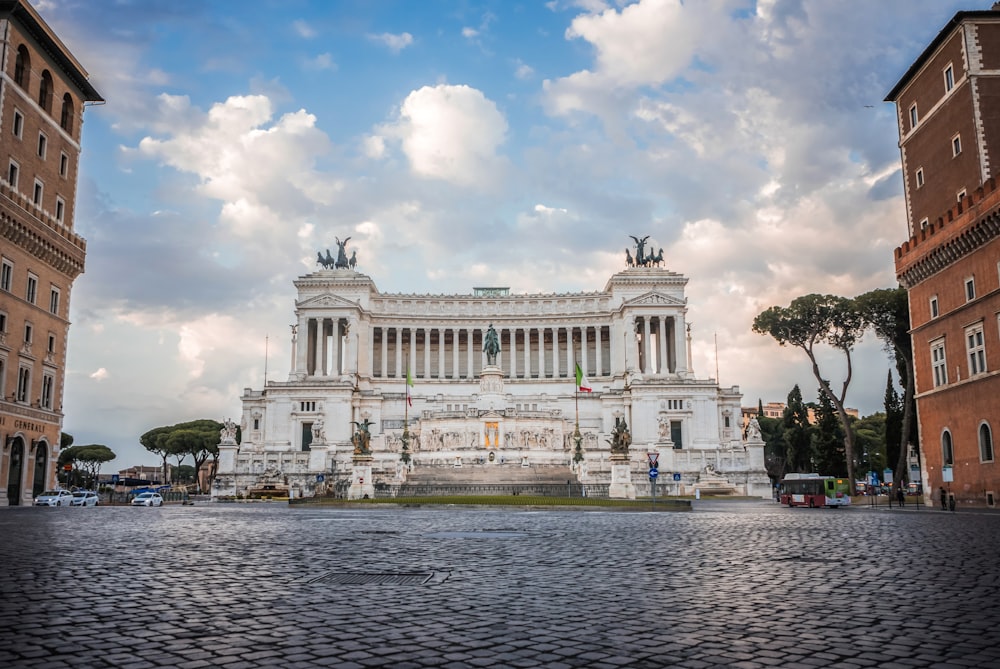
[607,415,631,456]
[483,323,500,366]
[351,418,373,456]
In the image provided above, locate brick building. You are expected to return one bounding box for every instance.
[889,8,1000,508]
[0,0,102,505]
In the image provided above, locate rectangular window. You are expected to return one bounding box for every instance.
[17,366,30,403]
[32,179,43,206]
[957,188,967,203]
[931,339,947,387]
[7,160,18,189]
[944,64,954,92]
[953,134,962,157]
[12,110,23,138]
[41,373,53,409]
[37,132,47,159]
[49,287,60,315]
[55,197,65,223]
[909,104,918,129]
[967,324,986,375]
[26,274,37,304]
[0,259,11,291]
[47,333,55,354]
[24,322,32,344]
[916,168,924,188]
[0,311,6,333]
[966,277,976,302]
[920,218,929,232]
[930,295,939,318]
[59,152,68,177]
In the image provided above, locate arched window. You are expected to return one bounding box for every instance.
[981,423,994,463]
[14,45,30,88]
[32,441,48,498]
[38,70,53,112]
[942,430,954,466]
[60,94,74,133]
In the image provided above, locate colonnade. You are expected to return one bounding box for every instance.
[290,313,688,381]
[369,324,610,380]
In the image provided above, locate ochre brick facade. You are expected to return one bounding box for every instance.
[890,10,1000,508]
[0,0,101,505]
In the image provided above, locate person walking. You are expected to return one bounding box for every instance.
[940,486,947,511]
[896,485,905,508]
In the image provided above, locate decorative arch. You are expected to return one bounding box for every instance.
[39,70,53,112]
[980,422,994,463]
[6,436,26,506]
[942,429,954,466]
[32,440,49,497]
[14,45,30,88]
[60,93,74,134]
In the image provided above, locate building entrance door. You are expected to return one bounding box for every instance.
[7,438,25,506]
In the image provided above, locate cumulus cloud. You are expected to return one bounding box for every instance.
[374,84,509,187]
[368,32,414,53]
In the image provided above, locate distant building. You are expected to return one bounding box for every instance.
[889,8,1000,507]
[215,265,771,500]
[0,0,102,505]
[740,403,859,434]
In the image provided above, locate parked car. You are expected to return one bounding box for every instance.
[34,490,74,506]
[70,490,99,507]
[131,492,164,507]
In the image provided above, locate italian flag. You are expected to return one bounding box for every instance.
[406,368,414,406]
[575,363,592,393]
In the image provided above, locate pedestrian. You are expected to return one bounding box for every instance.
[939,486,947,511]
[896,485,905,508]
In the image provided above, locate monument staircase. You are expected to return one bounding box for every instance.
[384,462,609,498]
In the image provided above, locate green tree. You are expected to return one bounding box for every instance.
[58,444,116,488]
[61,432,74,449]
[812,387,846,477]
[142,419,225,493]
[853,412,887,478]
[171,464,196,485]
[883,370,903,481]
[759,412,788,482]
[855,287,917,484]
[139,426,173,484]
[753,294,865,485]
[783,384,813,473]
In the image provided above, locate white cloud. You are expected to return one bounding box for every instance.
[375,84,509,187]
[293,20,317,39]
[368,32,414,53]
[462,27,479,39]
[90,368,108,381]
[305,53,336,70]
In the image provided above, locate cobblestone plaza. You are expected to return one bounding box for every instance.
[2,501,999,668]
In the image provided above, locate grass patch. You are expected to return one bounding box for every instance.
[291,495,691,510]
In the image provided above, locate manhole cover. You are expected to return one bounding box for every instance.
[307,572,436,585]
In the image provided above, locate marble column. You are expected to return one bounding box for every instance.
[381,326,388,377]
[395,327,403,379]
[467,327,474,378]
[538,327,546,378]
[659,315,669,375]
[423,327,431,379]
[320,318,330,376]
[523,327,531,379]
[595,325,603,378]
[565,326,574,378]
[642,316,652,374]
[581,325,589,377]
[551,326,559,377]
[675,314,687,376]
[409,328,417,378]
[452,327,460,380]
[438,328,445,379]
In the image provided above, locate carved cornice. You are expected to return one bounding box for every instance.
[897,210,1000,287]
[0,196,86,278]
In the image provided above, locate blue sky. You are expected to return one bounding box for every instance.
[33,0,976,468]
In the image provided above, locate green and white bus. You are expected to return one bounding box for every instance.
[779,474,851,508]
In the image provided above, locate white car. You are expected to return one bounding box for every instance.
[70,490,100,507]
[35,489,74,506]
[130,492,164,507]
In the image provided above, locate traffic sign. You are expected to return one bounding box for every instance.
[648,467,659,479]
[316,474,325,483]
[647,452,659,467]
[672,472,681,481]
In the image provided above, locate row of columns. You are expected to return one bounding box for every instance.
[633,314,688,377]
[370,325,609,380]
[290,313,689,380]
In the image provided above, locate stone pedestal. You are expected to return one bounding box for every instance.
[608,454,636,499]
[478,365,504,411]
[348,456,375,499]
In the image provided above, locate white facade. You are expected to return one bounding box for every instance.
[214,267,771,499]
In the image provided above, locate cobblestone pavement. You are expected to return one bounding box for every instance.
[2,500,999,668]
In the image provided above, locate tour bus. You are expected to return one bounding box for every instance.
[779,473,851,508]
